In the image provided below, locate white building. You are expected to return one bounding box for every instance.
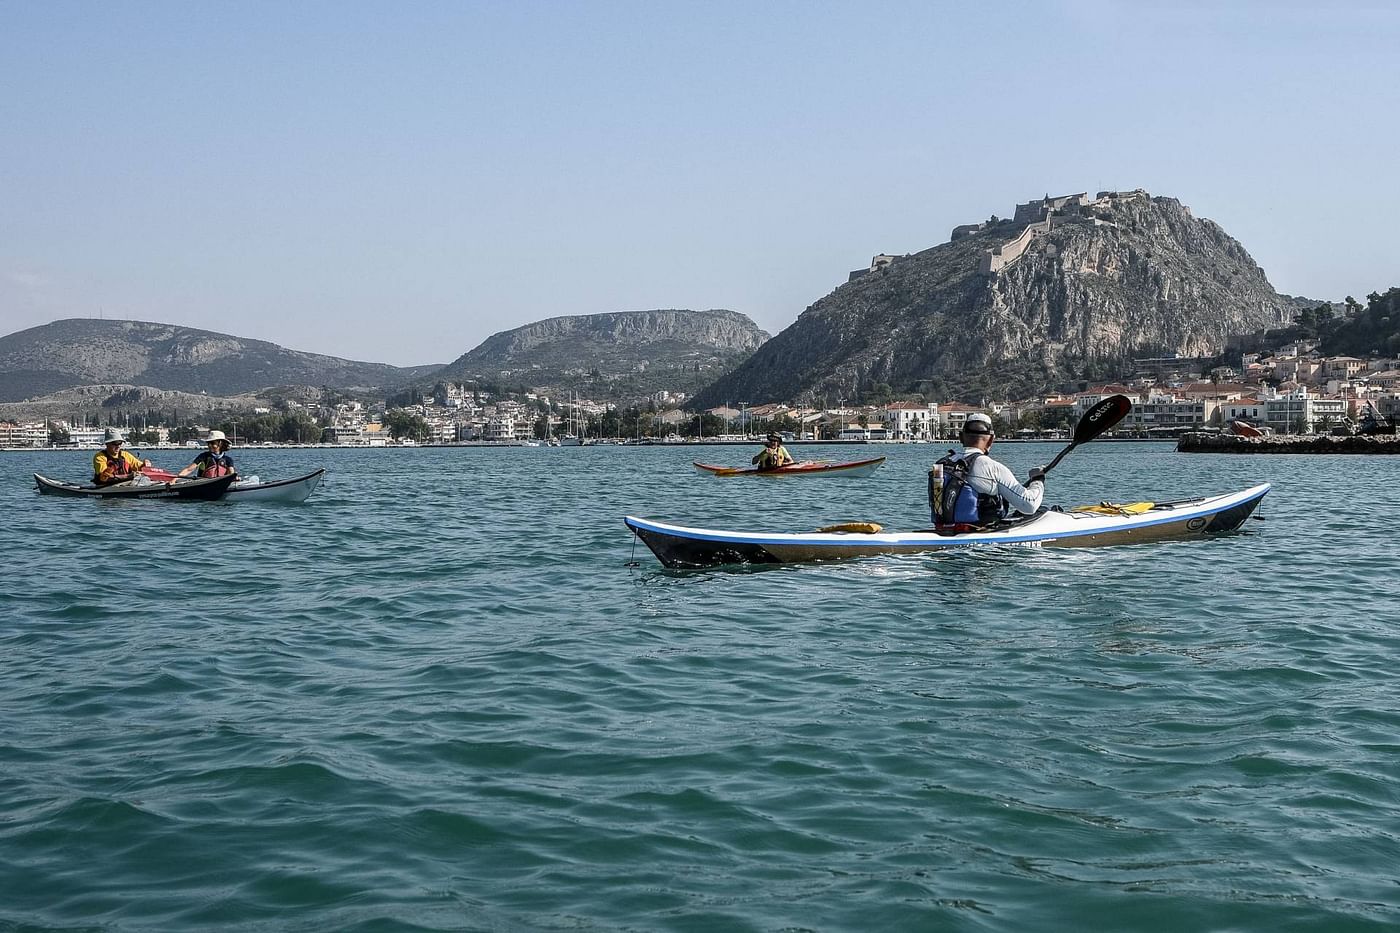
[837,423,889,440]
[1122,398,1213,432]
[0,421,48,447]
[1261,388,1345,434]
[69,427,108,448]
[1219,399,1266,424]
[882,402,937,440]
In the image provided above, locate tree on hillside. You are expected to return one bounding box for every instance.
[1295,303,1336,340]
[1321,287,1400,357]
[279,413,321,443]
[383,408,430,442]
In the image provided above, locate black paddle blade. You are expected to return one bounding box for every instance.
[1074,394,1133,444]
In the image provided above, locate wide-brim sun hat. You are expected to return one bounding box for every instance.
[766,433,782,442]
[206,430,228,445]
[103,428,125,444]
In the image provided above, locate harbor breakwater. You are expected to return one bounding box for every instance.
[1178,432,1400,454]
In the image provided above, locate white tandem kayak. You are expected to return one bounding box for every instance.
[625,483,1270,569]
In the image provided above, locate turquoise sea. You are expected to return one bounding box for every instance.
[3,442,1398,932]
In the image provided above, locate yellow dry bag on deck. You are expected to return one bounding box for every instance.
[1071,501,1154,516]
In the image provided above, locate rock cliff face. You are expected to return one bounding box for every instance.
[432,309,768,395]
[0,319,439,402]
[693,192,1294,405]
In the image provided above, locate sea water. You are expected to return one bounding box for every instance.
[2,443,1398,932]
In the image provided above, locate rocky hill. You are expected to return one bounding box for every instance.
[0,383,275,422]
[0,319,440,402]
[429,309,768,398]
[692,190,1296,406]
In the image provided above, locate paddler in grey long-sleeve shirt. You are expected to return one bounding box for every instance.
[932,413,1045,529]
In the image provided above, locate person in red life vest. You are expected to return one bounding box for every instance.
[176,430,238,479]
[92,429,152,486]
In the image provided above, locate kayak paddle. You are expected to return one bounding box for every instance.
[1041,394,1133,475]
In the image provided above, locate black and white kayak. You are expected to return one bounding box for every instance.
[625,483,1270,569]
[138,466,325,503]
[34,473,236,501]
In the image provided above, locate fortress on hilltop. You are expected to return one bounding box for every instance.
[961,189,1155,275]
[851,189,1160,283]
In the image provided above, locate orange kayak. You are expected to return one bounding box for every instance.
[692,457,885,478]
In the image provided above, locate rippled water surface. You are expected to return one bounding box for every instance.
[3,443,1399,931]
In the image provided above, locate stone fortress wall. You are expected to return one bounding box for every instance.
[847,253,903,282]
[849,189,1150,283]
[976,189,1146,275]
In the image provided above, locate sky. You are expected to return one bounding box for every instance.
[3,0,1398,366]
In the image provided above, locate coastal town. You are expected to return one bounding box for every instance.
[3,338,1395,448]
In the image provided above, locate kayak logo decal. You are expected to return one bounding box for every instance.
[1186,517,1206,531]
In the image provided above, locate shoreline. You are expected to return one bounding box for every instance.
[1,437,1178,453]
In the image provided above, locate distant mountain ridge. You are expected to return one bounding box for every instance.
[429,309,768,396]
[0,383,275,422]
[0,319,440,402]
[693,189,1296,406]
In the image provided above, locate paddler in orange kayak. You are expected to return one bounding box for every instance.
[751,433,795,472]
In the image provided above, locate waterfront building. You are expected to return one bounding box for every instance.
[482,417,516,442]
[1121,397,1214,433]
[881,402,937,440]
[68,427,108,448]
[1260,387,1345,434]
[0,420,48,447]
[1220,399,1266,425]
[937,403,985,435]
[837,422,889,441]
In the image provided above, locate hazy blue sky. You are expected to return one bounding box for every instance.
[3,1,1397,366]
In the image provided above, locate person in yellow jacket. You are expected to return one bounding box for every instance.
[92,429,152,486]
[751,433,795,472]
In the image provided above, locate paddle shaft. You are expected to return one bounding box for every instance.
[1041,442,1080,475]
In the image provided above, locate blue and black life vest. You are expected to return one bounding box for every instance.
[930,451,1006,530]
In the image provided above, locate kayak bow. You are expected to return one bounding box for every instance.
[226,469,325,503]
